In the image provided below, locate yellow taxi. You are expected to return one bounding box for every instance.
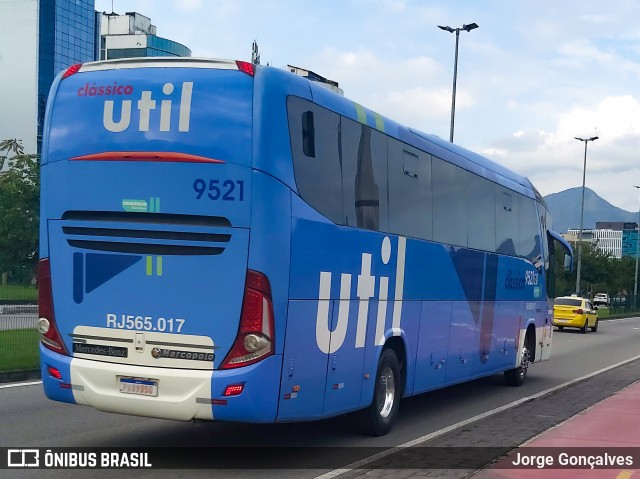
[553,296,598,333]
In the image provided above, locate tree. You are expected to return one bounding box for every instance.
[0,139,39,283]
[558,241,638,310]
[579,243,614,296]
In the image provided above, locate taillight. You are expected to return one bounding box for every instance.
[220,270,274,369]
[223,384,245,397]
[236,60,255,77]
[62,63,82,79]
[572,309,584,315]
[47,366,63,380]
[38,259,69,355]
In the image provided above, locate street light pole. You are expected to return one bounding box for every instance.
[438,23,478,143]
[634,185,640,310]
[574,136,598,296]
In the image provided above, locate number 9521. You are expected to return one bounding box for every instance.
[193,178,245,201]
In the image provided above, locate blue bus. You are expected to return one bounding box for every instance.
[39,58,572,435]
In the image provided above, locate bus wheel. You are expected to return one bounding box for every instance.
[359,348,401,436]
[504,343,530,387]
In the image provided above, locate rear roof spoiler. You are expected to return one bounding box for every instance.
[77,57,242,72]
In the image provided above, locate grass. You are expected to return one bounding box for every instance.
[0,284,37,301]
[0,329,39,371]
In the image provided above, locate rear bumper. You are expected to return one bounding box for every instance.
[40,345,282,423]
[553,316,586,327]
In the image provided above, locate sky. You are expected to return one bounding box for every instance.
[95,0,640,212]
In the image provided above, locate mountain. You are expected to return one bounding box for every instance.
[543,187,637,233]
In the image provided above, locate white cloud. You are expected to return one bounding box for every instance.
[556,96,640,141]
[479,96,640,211]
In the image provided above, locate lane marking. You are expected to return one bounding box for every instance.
[0,380,42,389]
[314,352,640,479]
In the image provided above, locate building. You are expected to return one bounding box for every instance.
[565,228,623,258]
[288,65,343,96]
[596,222,637,231]
[622,227,639,259]
[100,12,191,60]
[597,222,639,259]
[0,0,99,154]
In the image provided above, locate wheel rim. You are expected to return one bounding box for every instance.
[376,366,395,418]
[519,346,530,379]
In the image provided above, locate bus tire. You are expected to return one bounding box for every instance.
[359,348,401,436]
[504,342,530,387]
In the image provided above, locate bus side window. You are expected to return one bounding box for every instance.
[495,187,518,255]
[341,118,388,231]
[517,195,542,267]
[289,97,342,225]
[432,157,468,248]
[388,140,432,240]
[302,111,315,158]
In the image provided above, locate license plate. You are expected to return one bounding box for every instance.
[118,376,158,397]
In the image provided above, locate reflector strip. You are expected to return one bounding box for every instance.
[70,152,224,163]
[59,383,84,391]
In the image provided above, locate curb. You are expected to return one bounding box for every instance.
[0,369,41,384]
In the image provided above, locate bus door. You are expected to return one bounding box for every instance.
[445,301,475,384]
[413,301,450,393]
[278,299,330,421]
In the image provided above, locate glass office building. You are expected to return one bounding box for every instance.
[99,12,191,61]
[37,0,99,151]
[103,34,191,59]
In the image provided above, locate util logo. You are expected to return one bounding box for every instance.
[315,236,406,354]
[103,82,193,133]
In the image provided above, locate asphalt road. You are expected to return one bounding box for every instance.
[1,316,640,479]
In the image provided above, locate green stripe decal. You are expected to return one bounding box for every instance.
[373,112,385,132]
[156,256,163,277]
[146,256,153,276]
[148,197,160,213]
[354,103,367,124]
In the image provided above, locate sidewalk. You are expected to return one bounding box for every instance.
[472,380,640,478]
[337,358,640,479]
